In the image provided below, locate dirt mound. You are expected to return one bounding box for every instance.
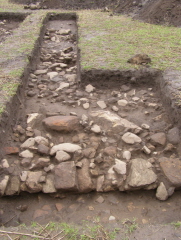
[114,0,181,27]
[10,0,181,27]
[136,0,181,27]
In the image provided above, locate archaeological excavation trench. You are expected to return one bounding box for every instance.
[1,12,181,203]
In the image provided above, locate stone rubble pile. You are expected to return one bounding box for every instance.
[1,19,181,201]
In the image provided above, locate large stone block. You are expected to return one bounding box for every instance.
[43,116,80,132]
[54,162,78,191]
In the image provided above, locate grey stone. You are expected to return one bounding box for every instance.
[19,150,34,158]
[107,167,117,181]
[26,171,43,193]
[85,84,95,93]
[20,171,28,182]
[142,145,151,154]
[5,176,20,195]
[57,29,71,35]
[27,90,36,97]
[44,164,54,173]
[55,150,71,162]
[34,69,47,75]
[91,124,101,133]
[54,162,78,191]
[97,101,107,109]
[156,182,168,201]
[30,157,50,170]
[82,148,96,158]
[96,196,105,203]
[37,144,50,155]
[168,187,175,197]
[56,82,69,91]
[83,103,89,109]
[21,138,35,149]
[141,123,150,130]
[65,74,76,83]
[122,132,142,144]
[127,158,157,188]
[123,151,131,160]
[21,158,32,167]
[43,175,56,193]
[2,159,9,168]
[0,176,9,196]
[47,71,58,80]
[113,159,126,175]
[109,216,116,221]
[167,127,180,144]
[159,157,181,187]
[34,136,49,146]
[90,111,142,134]
[117,99,128,106]
[27,113,43,128]
[96,175,105,192]
[77,159,94,192]
[112,106,119,112]
[150,132,166,146]
[50,143,81,155]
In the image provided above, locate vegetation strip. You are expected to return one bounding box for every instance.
[78,10,181,71]
[0,11,48,114]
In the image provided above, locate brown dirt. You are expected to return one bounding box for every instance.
[1,191,181,239]
[136,0,181,27]
[10,0,181,27]
[0,20,20,43]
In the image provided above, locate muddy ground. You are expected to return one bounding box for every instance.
[1,190,181,239]
[10,0,181,27]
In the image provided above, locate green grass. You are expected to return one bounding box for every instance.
[0,220,120,240]
[78,10,181,70]
[0,10,47,116]
[0,0,23,11]
[171,221,181,229]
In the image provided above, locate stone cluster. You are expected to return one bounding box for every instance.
[1,19,181,201]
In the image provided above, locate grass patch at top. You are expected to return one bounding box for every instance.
[78,10,181,71]
[0,0,23,11]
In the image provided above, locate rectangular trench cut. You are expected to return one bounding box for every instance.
[0,12,181,201]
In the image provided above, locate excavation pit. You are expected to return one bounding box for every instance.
[0,12,181,205]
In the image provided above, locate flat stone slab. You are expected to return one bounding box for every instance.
[54,162,78,191]
[160,157,181,187]
[90,110,142,134]
[126,158,157,189]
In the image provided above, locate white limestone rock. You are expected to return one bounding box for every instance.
[55,150,71,162]
[113,159,126,175]
[50,143,81,155]
[122,132,142,144]
[156,182,169,201]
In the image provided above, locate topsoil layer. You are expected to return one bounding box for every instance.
[10,0,181,27]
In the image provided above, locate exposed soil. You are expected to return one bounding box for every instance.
[0,19,20,43]
[1,190,181,240]
[10,0,181,27]
[1,1,181,238]
[0,13,181,240]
